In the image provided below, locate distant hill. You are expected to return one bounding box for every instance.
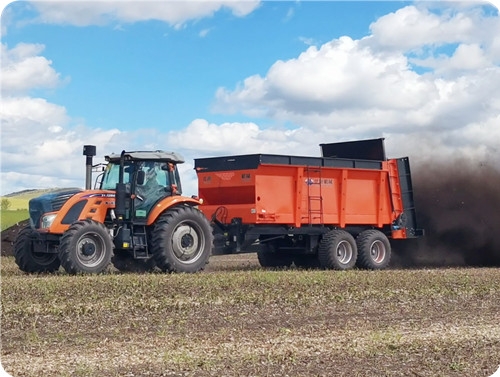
[1,188,76,210]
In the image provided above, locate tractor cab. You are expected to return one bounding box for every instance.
[102,151,184,220]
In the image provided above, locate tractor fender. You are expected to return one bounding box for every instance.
[146,196,203,226]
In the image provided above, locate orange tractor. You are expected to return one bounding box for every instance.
[14,146,213,274]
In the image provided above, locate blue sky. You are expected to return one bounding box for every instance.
[1,1,500,196]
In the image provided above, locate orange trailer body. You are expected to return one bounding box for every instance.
[195,139,422,269]
[197,156,417,238]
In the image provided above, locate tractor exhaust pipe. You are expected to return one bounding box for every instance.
[83,145,97,190]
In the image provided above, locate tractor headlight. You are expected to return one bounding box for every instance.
[41,213,57,229]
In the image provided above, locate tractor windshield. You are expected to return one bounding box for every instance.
[100,161,182,195]
[100,162,133,190]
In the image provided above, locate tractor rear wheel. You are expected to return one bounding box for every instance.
[59,220,113,274]
[356,230,391,270]
[14,226,60,273]
[318,229,357,270]
[151,206,213,273]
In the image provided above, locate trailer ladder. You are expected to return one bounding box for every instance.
[305,166,324,225]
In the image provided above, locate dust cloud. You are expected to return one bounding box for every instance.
[392,159,500,268]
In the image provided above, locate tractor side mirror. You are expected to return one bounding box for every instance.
[137,170,146,186]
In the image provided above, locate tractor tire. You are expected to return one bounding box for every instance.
[14,226,60,273]
[151,206,213,273]
[356,230,391,270]
[318,229,357,270]
[59,220,113,274]
[257,243,294,268]
[111,252,156,273]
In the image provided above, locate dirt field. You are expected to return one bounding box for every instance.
[1,253,499,377]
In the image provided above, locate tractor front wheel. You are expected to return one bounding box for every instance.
[151,206,213,273]
[59,220,113,274]
[14,226,60,273]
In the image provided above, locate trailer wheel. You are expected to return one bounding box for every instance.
[14,226,61,273]
[356,230,391,270]
[151,206,213,273]
[59,220,113,274]
[318,230,357,270]
[257,243,293,268]
[111,252,156,273]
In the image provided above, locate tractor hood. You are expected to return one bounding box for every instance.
[29,188,82,229]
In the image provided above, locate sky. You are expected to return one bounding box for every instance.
[1,0,500,196]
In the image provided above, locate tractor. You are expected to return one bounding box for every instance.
[14,145,213,274]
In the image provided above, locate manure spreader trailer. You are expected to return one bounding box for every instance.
[195,138,423,270]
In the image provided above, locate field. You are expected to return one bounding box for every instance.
[1,210,29,232]
[0,189,39,231]
[1,254,499,377]
[1,189,50,210]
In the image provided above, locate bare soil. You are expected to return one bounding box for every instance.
[1,254,499,377]
[0,220,28,257]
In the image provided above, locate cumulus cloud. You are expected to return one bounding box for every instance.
[213,3,500,168]
[28,1,260,28]
[0,43,124,195]
[366,4,478,50]
[166,118,305,156]
[0,94,124,194]
[1,43,64,95]
[2,2,500,197]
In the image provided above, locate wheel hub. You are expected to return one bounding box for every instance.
[181,234,194,248]
[172,224,203,263]
[81,242,96,256]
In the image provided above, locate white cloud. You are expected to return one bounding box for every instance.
[1,43,64,95]
[0,43,125,195]
[215,36,437,122]
[367,4,479,51]
[28,1,260,28]
[213,2,500,168]
[2,2,500,197]
[166,118,305,156]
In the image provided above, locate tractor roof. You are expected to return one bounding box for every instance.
[105,150,185,164]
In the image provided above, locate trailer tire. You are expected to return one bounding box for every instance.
[14,226,61,273]
[318,230,357,270]
[356,230,391,270]
[151,206,213,273]
[59,220,113,274]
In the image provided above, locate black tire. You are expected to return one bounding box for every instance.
[151,206,213,273]
[356,230,391,270]
[257,242,294,268]
[14,226,60,273]
[59,220,113,274]
[293,254,321,269]
[111,252,156,273]
[318,229,357,270]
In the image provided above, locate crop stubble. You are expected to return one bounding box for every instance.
[1,255,499,377]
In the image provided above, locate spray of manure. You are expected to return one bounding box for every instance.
[392,159,500,268]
